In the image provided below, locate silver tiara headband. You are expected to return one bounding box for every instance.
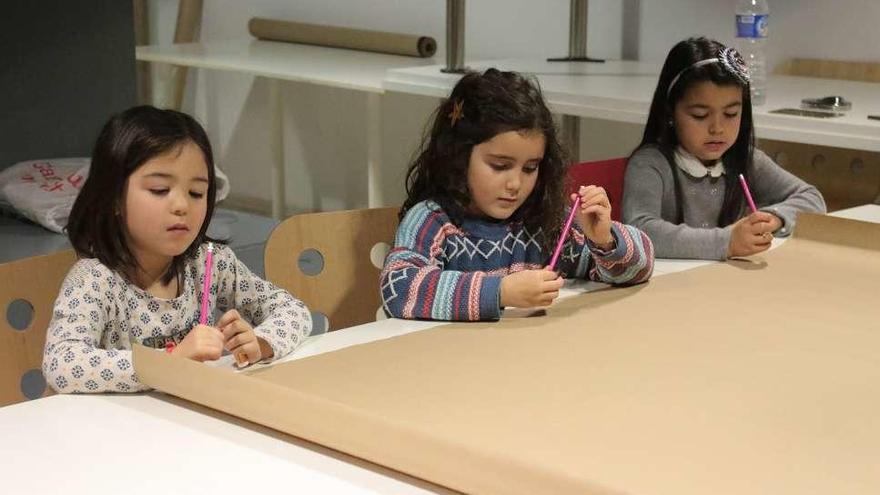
[666,47,750,99]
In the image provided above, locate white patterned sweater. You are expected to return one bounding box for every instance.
[42,243,311,393]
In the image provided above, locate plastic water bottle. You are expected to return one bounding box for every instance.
[735,0,769,105]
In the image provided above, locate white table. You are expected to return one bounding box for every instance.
[3,205,878,494]
[136,39,437,218]
[385,59,880,152]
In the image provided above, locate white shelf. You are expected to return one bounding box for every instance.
[386,60,880,152]
[136,39,438,93]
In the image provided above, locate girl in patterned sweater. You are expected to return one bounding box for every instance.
[43,106,312,393]
[381,69,654,321]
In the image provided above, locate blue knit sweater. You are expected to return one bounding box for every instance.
[381,200,654,321]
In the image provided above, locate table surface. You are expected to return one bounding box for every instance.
[2,204,878,494]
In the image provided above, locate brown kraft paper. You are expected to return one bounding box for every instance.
[136,213,880,495]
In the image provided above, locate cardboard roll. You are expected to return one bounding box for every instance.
[248,17,436,58]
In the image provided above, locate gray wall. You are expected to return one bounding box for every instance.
[1,1,136,168]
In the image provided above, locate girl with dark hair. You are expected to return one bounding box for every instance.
[43,106,312,393]
[622,37,825,260]
[381,69,653,321]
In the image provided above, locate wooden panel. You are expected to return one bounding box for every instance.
[264,207,399,331]
[760,140,880,212]
[775,58,880,83]
[0,249,76,406]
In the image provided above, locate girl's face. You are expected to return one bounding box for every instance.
[123,141,210,270]
[466,129,545,220]
[673,80,743,165]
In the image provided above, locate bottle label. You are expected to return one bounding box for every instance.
[736,13,768,38]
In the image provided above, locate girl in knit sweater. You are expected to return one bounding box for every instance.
[381,69,654,321]
[43,106,311,393]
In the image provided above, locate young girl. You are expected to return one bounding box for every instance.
[622,37,826,260]
[43,106,312,393]
[381,69,654,321]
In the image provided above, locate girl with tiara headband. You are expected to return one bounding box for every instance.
[381,69,654,322]
[622,37,825,260]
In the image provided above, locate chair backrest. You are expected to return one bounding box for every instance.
[264,207,400,333]
[566,158,628,221]
[0,249,76,407]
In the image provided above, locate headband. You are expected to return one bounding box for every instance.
[666,47,750,99]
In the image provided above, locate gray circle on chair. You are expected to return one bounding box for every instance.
[369,242,391,270]
[310,311,329,335]
[7,298,35,331]
[298,249,324,276]
[20,369,46,400]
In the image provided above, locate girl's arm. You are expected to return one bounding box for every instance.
[380,205,502,321]
[750,149,827,236]
[42,262,146,393]
[213,246,312,362]
[622,148,733,260]
[562,222,654,285]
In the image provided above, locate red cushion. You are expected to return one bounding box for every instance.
[565,158,628,221]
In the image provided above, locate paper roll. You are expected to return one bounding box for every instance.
[248,17,436,58]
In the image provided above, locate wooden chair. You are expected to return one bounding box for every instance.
[264,207,399,333]
[0,249,76,407]
[762,58,880,211]
[566,157,628,221]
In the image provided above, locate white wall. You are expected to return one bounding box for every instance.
[148,0,878,215]
[149,0,624,213]
[638,0,880,67]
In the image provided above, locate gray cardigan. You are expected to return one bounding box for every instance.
[622,146,826,260]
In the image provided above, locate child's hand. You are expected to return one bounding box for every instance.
[727,211,776,257]
[173,324,224,361]
[500,268,564,308]
[573,186,614,249]
[218,309,270,367]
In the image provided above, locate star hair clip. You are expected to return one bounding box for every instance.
[448,99,465,126]
[720,47,750,85]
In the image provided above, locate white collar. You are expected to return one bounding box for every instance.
[674,146,726,178]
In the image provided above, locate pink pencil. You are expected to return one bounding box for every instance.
[549,196,581,271]
[199,242,214,325]
[738,173,758,213]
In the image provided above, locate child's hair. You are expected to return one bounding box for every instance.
[400,68,568,252]
[637,36,755,227]
[67,105,217,284]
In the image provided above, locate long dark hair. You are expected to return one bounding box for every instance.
[635,37,755,226]
[400,68,568,252]
[67,105,217,284]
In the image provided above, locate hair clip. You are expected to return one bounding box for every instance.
[719,47,750,85]
[448,99,464,126]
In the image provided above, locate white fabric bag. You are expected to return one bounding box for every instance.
[0,158,89,233]
[0,158,231,233]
